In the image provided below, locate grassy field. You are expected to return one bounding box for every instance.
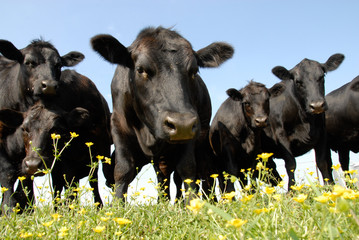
[1,137,359,239]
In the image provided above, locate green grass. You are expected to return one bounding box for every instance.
[1,136,359,239]
[1,171,359,240]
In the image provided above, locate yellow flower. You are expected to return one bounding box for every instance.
[113,217,132,225]
[96,155,104,161]
[115,231,123,236]
[93,226,106,233]
[264,186,276,195]
[272,194,282,202]
[218,235,227,240]
[42,220,54,227]
[257,152,273,159]
[222,191,236,201]
[277,181,285,188]
[290,184,304,191]
[51,133,61,140]
[186,199,204,214]
[332,164,341,170]
[51,213,62,220]
[227,218,248,228]
[314,195,329,203]
[85,142,94,147]
[105,212,114,216]
[256,162,264,170]
[69,204,75,210]
[70,132,79,138]
[19,232,33,238]
[77,208,86,215]
[104,157,111,165]
[329,207,339,213]
[18,176,26,181]
[240,194,254,203]
[1,187,8,193]
[345,169,358,174]
[293,194,307,203]
[195,179,201,185]
[332,185,349,198]
[210,174,219,179]
[58,227,69,237]
[184,179,193,184]
[254,208,272,214]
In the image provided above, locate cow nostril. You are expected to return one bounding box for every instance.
[41,81,47,90]
[164,119,176,131]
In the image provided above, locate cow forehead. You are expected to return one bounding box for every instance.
[293,59,324,79]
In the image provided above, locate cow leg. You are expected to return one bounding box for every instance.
[221,144,238,193]
[0,158,19,214]
[14,177,34,212]
[173,171,183,201]
[314,136,334,184]
[89,168,103,207]
[113,147,137,203]
[265,158,282,186]
[338,148,350,172]
[175,143,197,204]
[154,161,171,201]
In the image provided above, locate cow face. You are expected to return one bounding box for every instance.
[0,39,84,97]
[272,53,344,114]
[19,104,90,176]
[227,82,270,128]
[91,27,234,143]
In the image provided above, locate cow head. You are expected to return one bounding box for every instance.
[91,27,234,143]
[226,81,270,128]
[14,104,91,176]
[0,39,84,97]
[272,53,344,114]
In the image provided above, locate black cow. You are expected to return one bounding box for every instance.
[0,39,84,111]
[209,81,281,193]
[0,39,84,212]
[91,26,234,203]
[262,54,344,189]
[20,70,112,205]
[0,110,33,213]
[326,75,359,173]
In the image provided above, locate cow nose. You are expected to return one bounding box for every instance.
[41,80,58,95]
[310,101,326,114]
[255,116,268,128]
[23,157,42,176]
[163,113,199,141]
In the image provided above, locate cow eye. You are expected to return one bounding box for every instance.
[136,66,153,80]
[25,60,38,68]
[295,80,303,88]
[189,68,199,80]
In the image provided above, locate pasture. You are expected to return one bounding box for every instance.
[1,142,358,239]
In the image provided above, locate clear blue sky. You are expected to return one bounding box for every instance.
[2,1,359,198]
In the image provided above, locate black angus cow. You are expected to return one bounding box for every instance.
[91,26,234,203]
[0,39,84,212]
[209,81,281,193]
[326,75,359,173]
[0,39,84,111]
[261,54,344,189]
[20,71,112,206]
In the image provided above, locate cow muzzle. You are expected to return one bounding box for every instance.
[163,112,199,142]
[22,157,43,176]
[255,116,268,128]
[309,101,327,114]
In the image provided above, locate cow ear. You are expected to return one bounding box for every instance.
[269,83,286,97]
[226,88,243,101]
[322,53,344,72]
[91,34,133,68]
[272,66,293,81]
[61,51,85,67]
[0,40,24,63]
[66,107,91,128]
[0,109,24,128]
[350,79,359,92]
[196,42,234,68]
